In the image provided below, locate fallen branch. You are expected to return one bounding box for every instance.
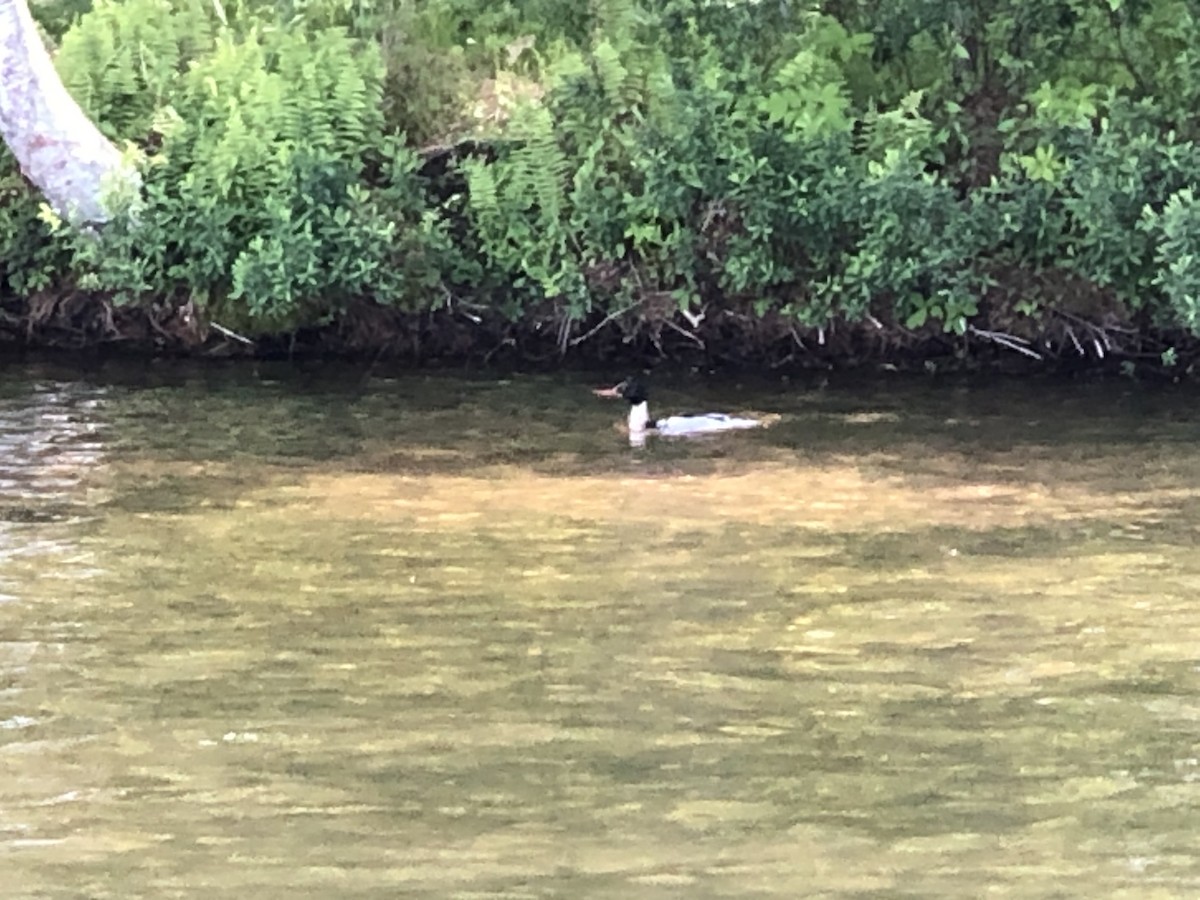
[1065,325,1084,356]
[680,305,706,329]
[664,318,705,348]
[211,321,254,345]
[483,333,516,365]
[1054,308,1122,356]
[556,315,572,356]
[968,325,1043,360]
[569,303,637,347]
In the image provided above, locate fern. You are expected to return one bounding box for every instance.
[591,39,628,105]
[591,0,637,41]
[464,158,501,223]
[56,0,217,140]
[511,105,568,224]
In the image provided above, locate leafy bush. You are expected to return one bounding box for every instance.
[7,0,1200,358]
[56,0,216,140]
[0,151,71,297]
[1146,187,1200,332]
[47,4,459,331]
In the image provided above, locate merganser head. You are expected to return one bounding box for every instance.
[592,377,647,402]
[615,378,648,405]
[593,377,654,433]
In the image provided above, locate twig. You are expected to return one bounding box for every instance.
[484,334,516,365]
[1056,309,1116,336]
[968,326,1043,360]
[445,290,484,323]
[557,315,572,356]
[211,321,254,345]
[146,310,173,341]
[700,200,726,233]
[569,303,636,347]
[1054,308,1126,358]
[680,305,706,329]
[1104,322,1138,335]
[99,299,116,336]
[1105,5,1150,95]
[664,318,705,348]
[1065,325,1084,356]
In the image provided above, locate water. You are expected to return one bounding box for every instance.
[1,359,1198,898]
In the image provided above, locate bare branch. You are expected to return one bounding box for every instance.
[1065,325,1084,356]
[570,303,637,347]
[664,318,705,348]
[210,321,254,345]
[968,326,1043,360]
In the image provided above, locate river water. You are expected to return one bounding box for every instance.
[1,359,1198,898]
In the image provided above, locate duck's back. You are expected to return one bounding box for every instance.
[656,413,761,436]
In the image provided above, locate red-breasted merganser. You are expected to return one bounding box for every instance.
[593,378,764,442]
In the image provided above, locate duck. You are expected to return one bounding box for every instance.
[593,377,764,441]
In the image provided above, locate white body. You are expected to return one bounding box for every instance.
[628,402,761,436]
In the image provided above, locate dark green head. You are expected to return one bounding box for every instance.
[615,378,648,405]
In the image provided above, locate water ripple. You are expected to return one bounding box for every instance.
[0,382,107,529]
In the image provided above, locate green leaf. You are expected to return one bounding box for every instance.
[905,308,928,329]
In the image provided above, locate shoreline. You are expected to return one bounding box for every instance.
[1,293,1191,380]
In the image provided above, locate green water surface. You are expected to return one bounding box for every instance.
[1,360,1198,898]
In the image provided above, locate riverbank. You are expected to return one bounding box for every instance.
[9,0,1200,384]
[1,290,1192,379]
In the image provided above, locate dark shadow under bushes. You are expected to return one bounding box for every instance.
[2,284,1191,378]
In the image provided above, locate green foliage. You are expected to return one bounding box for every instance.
[760,15,872,140]
[56,0,216,140]
[41,2,457,331]
[1145,188,1200,332]
[1003,104,1200,319]
[30,0,96,40]
[464,101,579,312]
[8,0,1200,356]
[458,2,993,336]
[0,151,72,297]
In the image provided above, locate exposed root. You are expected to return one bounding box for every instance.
[569,302,637,348]
[0,285,1197,375]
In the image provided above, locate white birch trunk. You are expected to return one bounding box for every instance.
[0,0,137,223]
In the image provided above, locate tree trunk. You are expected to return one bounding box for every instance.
[0,0,136,224]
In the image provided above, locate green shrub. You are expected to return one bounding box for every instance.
[56,0,216,140]
[55,12,456,330]
[7,0,1200,356]
[0,151,71,297]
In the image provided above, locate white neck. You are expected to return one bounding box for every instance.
[628,401,652,433]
